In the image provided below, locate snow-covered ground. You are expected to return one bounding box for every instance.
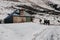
[0,22,59,40]
[0,0,60,40]
[0,22,44,40]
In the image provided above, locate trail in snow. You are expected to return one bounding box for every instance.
[32,25,60,40]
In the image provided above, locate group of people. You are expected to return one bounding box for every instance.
[32,14,53,25]
[33,18,50,25]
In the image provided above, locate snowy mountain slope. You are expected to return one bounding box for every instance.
[42,0,60,11]
[28,0,54,10]
[0,1,32,14]
[0,0,60,12]
[18,0,60,12]
[17,0,53,10]
[48,0,60,4]
[0,1,18,14]
[0,0,59,15]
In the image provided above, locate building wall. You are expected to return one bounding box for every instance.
[13,16,26,23]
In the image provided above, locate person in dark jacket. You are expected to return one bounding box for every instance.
[39,19,42,23]
[44,20,50,25]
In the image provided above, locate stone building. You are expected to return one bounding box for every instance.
[13,8,33,23]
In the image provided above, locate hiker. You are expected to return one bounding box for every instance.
[39,19,42,23]
[44,19,50,25]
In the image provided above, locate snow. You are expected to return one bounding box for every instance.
[33,25,60,40]
[28,0,54,10]
[17,0,54,10]
[0,1,19,20]
[21,0,60,12]
[0,1,32,14]
[0,22,48,40]
[0,25,20,40]
[0,14,8,20]
[48,0,60,4]
[0,0,60,40]
[0,22,59,40]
